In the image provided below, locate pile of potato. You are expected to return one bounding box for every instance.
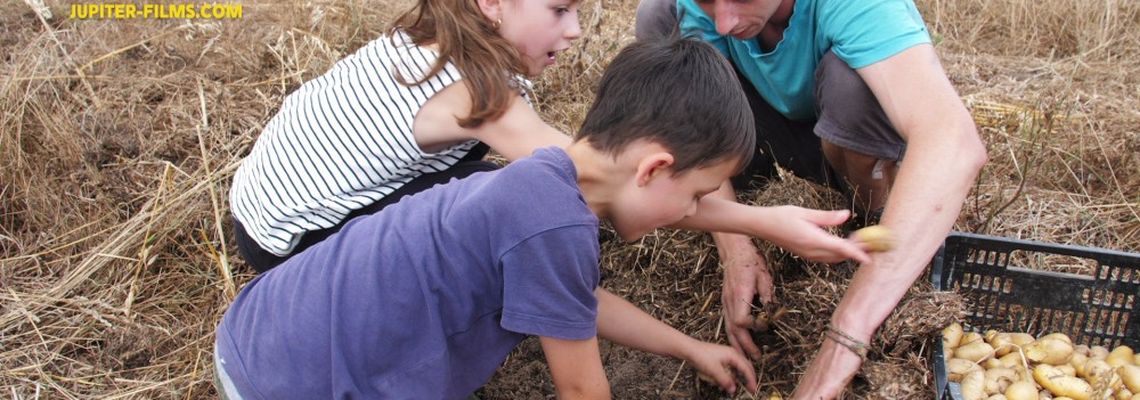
[942,323,1140,400]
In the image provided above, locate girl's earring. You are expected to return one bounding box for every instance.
[494,18,501,29]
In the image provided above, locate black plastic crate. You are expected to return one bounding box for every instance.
[930,232,1140,400]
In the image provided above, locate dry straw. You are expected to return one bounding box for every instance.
[2,0,1138,399]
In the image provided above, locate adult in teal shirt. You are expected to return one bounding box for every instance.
[636,0,988,397]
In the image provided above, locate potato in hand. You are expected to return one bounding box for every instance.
[851,225,895,252]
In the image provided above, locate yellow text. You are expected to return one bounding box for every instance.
[69,3,243,20]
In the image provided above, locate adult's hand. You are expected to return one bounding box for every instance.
[790,335,863,399]
[717,239,772,360]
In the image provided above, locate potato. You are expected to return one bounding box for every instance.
[1001,352,1029,369]
[1070,353,1090,376]
[1042,333,1074,344]
[1005,381,1040,400]
[963,332,986,346]
[852,225,895,252]
[1015,365,1035,384]
[990,395,1009,400]
[1134,354,1140,366]
[944,323,966,350]
[1083,365,1123,392]
[1092,346,1111,360]
[1075,345,1091,357]
[1026,339,1075,365]
[1117,389,1134,400]
[1107,346,1135,368]
[1034,364,1093,400]
[986,368,1020,394]
[1010,333,1037,347]
[950,357,985,381]
[1133,394,1140,400]
[963,370,988,400]
[986,358,1006,370]
[989,333,1016,357]
[1056,364,1077,376]
[959,341,998,363]
[1119,364,1140,392]
[1083,359,1114,380]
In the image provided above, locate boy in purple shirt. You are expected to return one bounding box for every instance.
[215,37,770,399]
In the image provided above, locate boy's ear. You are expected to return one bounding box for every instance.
[476,0,502,21]
[635,152,676,187]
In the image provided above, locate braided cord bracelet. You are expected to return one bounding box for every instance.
[823,324,869,362]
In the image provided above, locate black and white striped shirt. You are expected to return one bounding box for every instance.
[230,31,526,256]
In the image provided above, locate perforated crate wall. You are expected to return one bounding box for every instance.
[930,232,1140,399]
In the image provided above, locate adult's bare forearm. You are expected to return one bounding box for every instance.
[830,131,986,340]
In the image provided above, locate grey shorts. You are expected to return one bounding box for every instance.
[214,347,244,400]
[635,0,906,188]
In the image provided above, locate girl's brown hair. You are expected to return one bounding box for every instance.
[390,0,525,128]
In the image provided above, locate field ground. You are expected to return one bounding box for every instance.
[1,0,1137,398]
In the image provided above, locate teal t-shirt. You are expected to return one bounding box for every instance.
[678,0,931,120]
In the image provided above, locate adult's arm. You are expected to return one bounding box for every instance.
[702,184,774,361]
[791,43,987,399]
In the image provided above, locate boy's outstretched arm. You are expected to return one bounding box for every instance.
[672,187,871,265]
[594,288,758,395]
[540,335,611,400]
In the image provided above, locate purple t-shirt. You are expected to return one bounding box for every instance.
[216,147,600,399]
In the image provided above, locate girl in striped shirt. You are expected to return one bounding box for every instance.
[230,0,582,272]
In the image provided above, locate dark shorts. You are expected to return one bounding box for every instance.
[635,0,906,191]
[234,143,499,273]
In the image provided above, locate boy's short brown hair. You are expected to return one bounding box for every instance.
[576,36,755,174]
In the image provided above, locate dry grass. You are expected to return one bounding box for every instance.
[2,0,1137,398]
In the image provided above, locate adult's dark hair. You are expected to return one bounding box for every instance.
[576,35,755,174]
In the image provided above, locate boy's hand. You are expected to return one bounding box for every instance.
[763,206,871,264]
[685,339,758,395]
